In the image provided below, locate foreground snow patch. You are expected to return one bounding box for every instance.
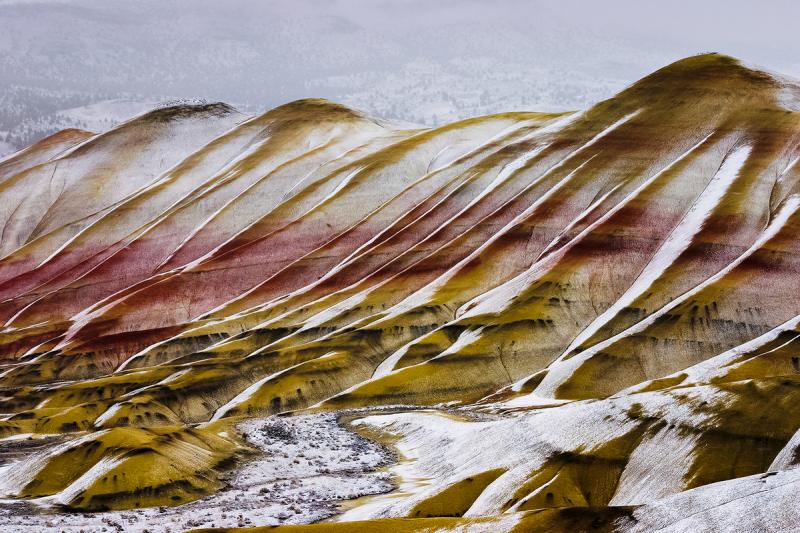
[0,413,393,532]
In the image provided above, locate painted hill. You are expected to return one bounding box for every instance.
[1,54,800,531]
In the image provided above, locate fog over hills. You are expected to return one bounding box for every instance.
[2,0,799,155]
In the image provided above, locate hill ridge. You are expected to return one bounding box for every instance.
[0,55,799,531]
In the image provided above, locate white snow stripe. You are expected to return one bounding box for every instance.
[196,117,558,322]
[374,111,642,322]
[157,138,338,271]
[538,181,625,258]
[210,358,314,421]
[456,131,716,321]
[781,154,800,176]
[648,313,800,388]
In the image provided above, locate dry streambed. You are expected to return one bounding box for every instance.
[0,412,395,531]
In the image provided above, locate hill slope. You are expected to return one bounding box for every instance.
[1,54,800,531]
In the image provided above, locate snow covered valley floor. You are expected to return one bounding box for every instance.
[0,412,400,532]
[3,403,798,532]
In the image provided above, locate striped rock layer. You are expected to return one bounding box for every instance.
[1,54,800,530]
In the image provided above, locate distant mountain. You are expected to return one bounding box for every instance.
[1,54,800,532]
[0,0,672,155]
[0,87,157,156]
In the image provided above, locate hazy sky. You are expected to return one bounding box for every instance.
[1,0,799,152]
[2,0,799,82]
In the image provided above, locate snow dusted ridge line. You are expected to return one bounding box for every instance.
[450,110,644,320]
[535,192,800,398]
[211,361,311,421]
[561,136,741,356]
[375,109,641,325]
[626,312,800,390]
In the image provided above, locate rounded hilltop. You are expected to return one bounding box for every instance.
[617,52,799,106]
[29,128,95,146]
[256,97,395,128]
[135,101,241,123]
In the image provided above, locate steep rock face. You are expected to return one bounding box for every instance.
[0,54,800,529]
